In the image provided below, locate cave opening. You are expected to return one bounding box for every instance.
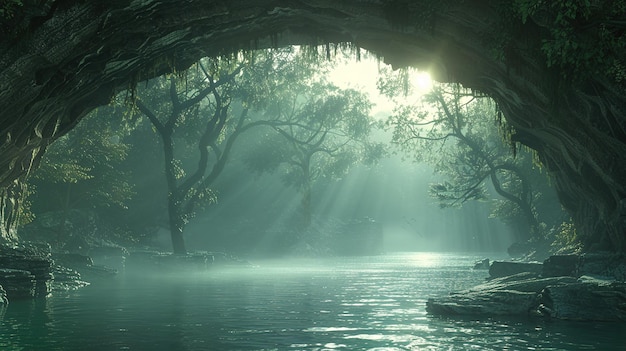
[1,1,624,253]
[1,3,626,345]
[13,45,571,261]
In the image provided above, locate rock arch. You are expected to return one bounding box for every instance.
[1,1,624,251]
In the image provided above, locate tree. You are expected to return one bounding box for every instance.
[386,83,565,245]
[244,82,383,228]
[133,60,244,254]
[131,48,338,253]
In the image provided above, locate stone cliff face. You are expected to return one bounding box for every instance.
[0,1,624,250]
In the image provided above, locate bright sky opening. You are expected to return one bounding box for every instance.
[327,55,433,116]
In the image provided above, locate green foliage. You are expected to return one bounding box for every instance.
[22,106,135,249]
[126,47,364,247]
[377,67,414,99]
[243,82,381,191]
[549,219,582,253]
[31,110,134,211]
[429,180,487,208]
[385,81,566,242]
[234,49,385,227]
[170,159,186,180]
[180,186,218,222]
[36,160,93,184]
[0,0,23,20]
[244,132,289,176]
[513,0,626,83]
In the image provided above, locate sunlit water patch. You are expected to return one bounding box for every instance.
[1,252,624,350]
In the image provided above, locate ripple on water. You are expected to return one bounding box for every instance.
[1,253,625,351]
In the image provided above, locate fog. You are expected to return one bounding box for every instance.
[175,154,512,257]
[175,54,515,257]
[22,48,563,260]
[5,47,587,351]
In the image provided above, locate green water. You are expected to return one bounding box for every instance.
[1,253,624,350]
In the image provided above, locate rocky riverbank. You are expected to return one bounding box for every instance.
[427,253,626,321]
[0,243,53,301]
[0,243,97,303]
[0,242,253,304]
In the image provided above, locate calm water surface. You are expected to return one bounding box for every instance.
[1,252,624,350]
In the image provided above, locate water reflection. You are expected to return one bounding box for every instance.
[407,252,442,268]
[0,253,624,350]
[1,297,55,350]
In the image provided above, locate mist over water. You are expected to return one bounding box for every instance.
[179,156,514,257]
[313,158,513,253]
[7,47,586,351]
[2,253,623,351]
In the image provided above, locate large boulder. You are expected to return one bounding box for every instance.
[0,243,53,297]
[489,260,543,278]
[578,253,626,281]
[473,258,490,270]
[542,254,579,277]
[0,268,36,299]
[427,273,575,316]
[427,271,626,321]
[536,275,626,321]
[541,252,626,281]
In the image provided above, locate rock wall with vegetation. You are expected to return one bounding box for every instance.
[0,1,624,250]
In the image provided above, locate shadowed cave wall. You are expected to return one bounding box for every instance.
[0,1,624,251]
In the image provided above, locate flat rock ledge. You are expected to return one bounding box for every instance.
[427,254,626,322]
[0,243,53,299]
[1,243,95,302]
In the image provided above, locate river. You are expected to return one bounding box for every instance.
[1,252,623,350]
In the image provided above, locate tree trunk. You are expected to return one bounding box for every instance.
[168,197,187,255]
[488,167,540,242]
[151,121,189,255]
[0,180,21,243]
